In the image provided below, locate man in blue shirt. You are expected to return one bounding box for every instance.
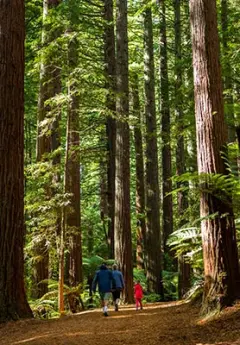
[92,263,115,316]
[112,264,124,311]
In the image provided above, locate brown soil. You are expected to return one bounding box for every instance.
[1,302,240,345]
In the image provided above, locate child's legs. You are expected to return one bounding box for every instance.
[135,298,140,309]
[139,298,143,309]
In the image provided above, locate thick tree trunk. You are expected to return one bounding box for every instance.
[115,0,134,303]
[221,0,235,143]
[132,74,146,271]
[0,0,33,321]
[158,0,173,265]
[66,32,82,286]
[103,0,116,259]
[144,5,163,296]
[174,0,191,298]
[190,0,240,313]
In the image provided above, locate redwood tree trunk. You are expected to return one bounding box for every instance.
[35,0,61,299]
[115,0,134,303]
[190,0,240,312]
[0,0,33,321]
[158,0,173,265]
[103,0,116,259]
[144,5,163,296]
[66,31,82,286]
[132,73,146,271]
[174,0,191,298]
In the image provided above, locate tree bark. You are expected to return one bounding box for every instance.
[115,0,134,303]
[174,0,191,298]
[190,0,240,313]
[103,0,116,259]
[0,0,33,321]
[144,5,163,296]
[132,73,146,271]
[158,0,173,265]
[66,31,82,286]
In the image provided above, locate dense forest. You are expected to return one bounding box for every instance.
[0,0,240,323]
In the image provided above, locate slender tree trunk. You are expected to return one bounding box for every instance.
[190,0,240,313]
[174,0,191,298]
[221,0,235,143]
[0,0,33,321]
[103,0,116,259]
[158,0,173,265]
[66,31,82,286]
[100,158,108,245]
[132,73,146,271]
[144,5,163,296]
[115,0,134,303]
[35,0,62,299]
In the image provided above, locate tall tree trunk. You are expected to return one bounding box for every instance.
[174,0,191,298]
[115,0,134,303]
[221,0,235,143]
[103,0,116,259]
[132,73,146,271]
[66,31,82,286]
[0,0,33,321]
[158,0,173,266]
[144,5,163,296]
[190,0,240,313]
[35,0,61,299]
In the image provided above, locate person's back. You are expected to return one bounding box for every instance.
[112,264,124,311]
[112,269,124,289]
[92,263,114,316]
[134,281,143,310]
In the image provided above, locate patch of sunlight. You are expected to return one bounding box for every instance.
[109,314,133,319]
[13,333,52,344]
[65,331,93,337]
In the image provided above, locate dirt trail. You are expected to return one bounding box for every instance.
[1,302,240,345]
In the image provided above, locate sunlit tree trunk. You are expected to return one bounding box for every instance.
[158,0,173,267]
[132,73,146,271]
[103,0,116,258]
[143,4,163,295]
[115,0,134,303]
[66,30,82,287]
[221,0,235,143]
[0,0,33,321]
[35,0,62,298]
[190,0,240,313]
[174,0,191,298]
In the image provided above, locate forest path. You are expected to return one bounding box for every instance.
[1,301,240,345]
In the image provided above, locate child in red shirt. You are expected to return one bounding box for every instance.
[134,280,143,310]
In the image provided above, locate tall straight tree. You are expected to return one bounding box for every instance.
[221,0,235,143]
[35,0,62,298]
[65,3,82,286]
[190,0,240,312]
[143,4,163,295]
[103,0,116,258]
[115,0,133,302]
[174,0,191,298]
[158,0,173,263]
[0,0,33,321]
[132,73,146,270]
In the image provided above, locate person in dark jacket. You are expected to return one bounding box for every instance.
[92,263,115,316]
[112,264,124,311]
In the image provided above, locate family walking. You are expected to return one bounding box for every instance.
[92,263,143,316]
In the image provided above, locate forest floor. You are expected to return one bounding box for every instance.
[1,301,240,345]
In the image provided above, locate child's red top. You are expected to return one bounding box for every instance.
[134,283,143,299]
